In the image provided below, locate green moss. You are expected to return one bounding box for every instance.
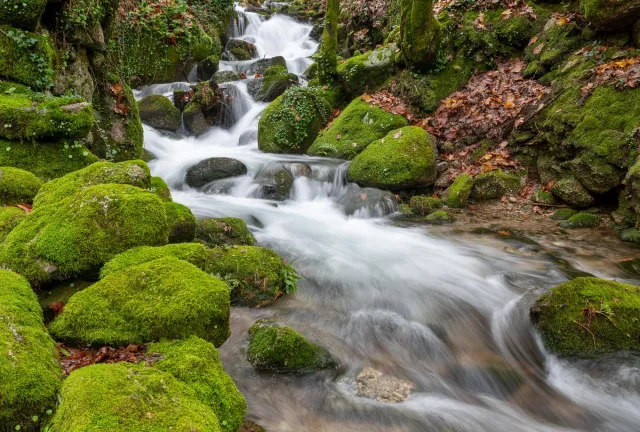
[0,270,62,429]
[50,363,222,432]
[0,166,42,205]
[471,170,520,200]
[531,190,555,205]
[165,201,196,243]
[444,173,473,208]
[532,277,640,355]
[400,0,442,70]
[523,21,584,79]
[494,15,534,49]
[33,160,151,208]
[0,26,55,90]
[0,0,46,30]
[195,217,255,247]
[559,212,601,228]
[247,319,335,372]
[138,95,181,131]
[424,210,453,224]
[318,0,339,84]
[0,138,98,182]
[206,246,287,307]
[409,195,442,216]
[2,184,169,286]
[551,176,594,208]
[148,176,172,201]
[258,86,332,154]
[397,203,414,216]
[307,97,408,160]
[0,206,25,242]
[50,257,230,346]
[550,208,578,220]
[337,44,397,96]
[347,126,437,191]
[149,337,246,432]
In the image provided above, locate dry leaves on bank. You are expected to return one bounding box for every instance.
[440,140,521,181]
[434,0,536,19]
[58,343,162,375]
[581,56,640,97]
[361,91,413,119]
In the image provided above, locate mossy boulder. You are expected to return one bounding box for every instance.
[0,167,42,205]
[100,243,209,279]
[49,257,231,346]
[206,246,287,307]
[581,0,640,30]
[551,176,594,208]
[444,174,473,208]
[307,97,408,160]
[148,176,172,202]
[531,277,640,355]
[247,65,299,102]
[185,157,248,189]
[531,190,554,205]
[559,212,601,229]
[550,208,578,220]
[471,170,520,201]
[0,206,26,242]
[337,44,398,96]
[0,92,93,141]
[196,217,256,247]
[258,86,331,154]
[400,0,442,70]
[0,270,62,430]
[2,184,169,286]
[0,0,46,30]
[214,70,240,83]
[569,154,624,194]
[33,160,151,208]
[409,196,442,216]
[247,56,287,75]
[0,138,99,182]
[0,26,55,90]
[138,95,181,132]
[165,201,196,243]
[347,126,438,191]
[247,319,335,372]
[424,210,454,224]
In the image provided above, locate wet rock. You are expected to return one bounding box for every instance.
[197,55,220,81]
[559,212,601,229]
[138,95,181,132]
[254,164,295,200]
[185,157,248,189]
[337,186,397,216]
[183,81,235,135]
[471,170,520,201]
[551,177,594,208]
[224,39,258,61]
[238,129,258,146]
[239,420,267,432]
[424,210,454,225]
[356,368,414,403]
[550,208,577,220]
[284,162,312,178]
[619,227,640,244]
[619,258,640,277]
[247,65,299,102]
[409,196,442,216]
[215,70,241,83]
[196,217,255,247]
[247,56,287,75]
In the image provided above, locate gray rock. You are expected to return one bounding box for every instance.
[238,129,257,146]
[254,164,295,200]
[247,56,287,75]
[138,95,181,132]
[185,157,248,189]
[552,176,594,208]
[214,71,241,84]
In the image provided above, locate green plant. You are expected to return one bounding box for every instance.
[280,261,301,294]
[2,28,54,89]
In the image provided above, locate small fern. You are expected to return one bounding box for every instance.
[280,262,301,294]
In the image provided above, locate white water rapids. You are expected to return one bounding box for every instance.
[139,6,640,432]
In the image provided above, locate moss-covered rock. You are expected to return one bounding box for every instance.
[206,246,288,307]
[409,195,442,216]
[0,166,42,205]
[559,212,601,229]
[0,26,55,90]
[0,270,62,430]
[247,319,335,372]
[247,56,287,75]
[400,0,442,70]
[424,210,454,224]
[307,97,408,160]
[148,337,247,432]
[0,92,93,141]
[569,154,624,194]
[471,170,520,201]
[0,206,26,242]
[185,157,248,189]
[551,176,594,208]
[100,243,209,279]
[165,201,196,243]
[2,184,169,285]
[138,95,181,132]
[148,176,172,202]
[550,208,578,220]
[214,70,240,83]
[0,0,46,30]
[531,277,640,355]
[33,160,151,208]
[258,86,331,154]
[531,190,555,205]
[337,44,398,96]
[195,217,256,247]
[254,163,294,200]
[50,363,222,432]
[581,0,640,31]
[444,173,473,208]
[247,65,299,102]
[50,257,230,346]
[0,138,99,182]
[347,126,438,191]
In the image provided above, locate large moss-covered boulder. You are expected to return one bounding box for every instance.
[581,0,640,30]
[138,95,181,132]
[247,319,335,372]
[337,44,398,96]
[0,0,46,30]
[165,201,196,243]
[206,246,288,307]
[531,277,640,355]
[0,270,62,430]
[247,65,299,102]
[400,0,442,71]
[33,160,151,208]
[444,173,473,208]
[0,206,26,242]
[1,184,169,285]
[100,243,209,279]
[0,166,42,205]
[258,86,331,154]
[149,337,247,432]
[347,126,438,191]
[49,363,222,432]
[307,97,408,160]
[49,257,231,346]
[185,157,248,189]
[195,217,256,247]
[551,176,594,208]
[0,92,93,141]
[569,154,624,194]
[0,138,99,182]
[471,170,520,201]
[0,26,55,90]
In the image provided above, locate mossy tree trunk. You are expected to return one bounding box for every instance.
[400,0,442,71]
[318,0,339,85]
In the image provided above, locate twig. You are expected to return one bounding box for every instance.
[572,319,596,348]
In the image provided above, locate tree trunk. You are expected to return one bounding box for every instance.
[400,0,442,71]
[318,0,339,85]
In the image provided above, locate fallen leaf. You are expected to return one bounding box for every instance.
[394,130,403,139]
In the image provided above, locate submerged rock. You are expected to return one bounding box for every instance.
[247,319,335,372]
[185,157,248,189]
[356,368,414,403]
[137,95,181,132]
[0,166,42,205]
[254,163,295,200]
[424,210,454,224]
[195,217,256,247]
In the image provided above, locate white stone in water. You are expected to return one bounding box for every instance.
[356,368,414,403]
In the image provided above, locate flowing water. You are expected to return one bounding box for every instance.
[140,5,640,431]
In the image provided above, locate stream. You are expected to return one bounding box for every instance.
[140,5,640,432]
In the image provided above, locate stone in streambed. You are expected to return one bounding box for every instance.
[214,70,241,83]
[424,210,454,224]
[247,56,287,75]
[149,176,172,202]
[138,95,181,132]
[409,196,442,216]
[247,65,299,102]
[185,157,248,189]
[254,163,295,200]
[559,212,601,229]
[444,174,473,208]
[195,217,256,247]
[356,368,414,403]
[471,170,520,201]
